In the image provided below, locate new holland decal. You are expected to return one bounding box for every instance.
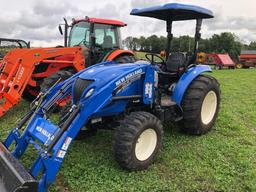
[36,126,55,144]
[114,69,144,94]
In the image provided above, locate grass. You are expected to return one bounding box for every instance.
[135,51,149,60]
[0,48,12,57]
[0,69,255,192]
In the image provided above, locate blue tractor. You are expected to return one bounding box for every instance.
[0,3,220,192]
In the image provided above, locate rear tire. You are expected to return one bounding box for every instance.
[113,112,163,171]
[179,75,220,135]
[114,55,136,64]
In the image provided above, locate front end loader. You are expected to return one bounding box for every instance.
[0,47,85,117]
[0,3,220,192]
[0,17,135,118]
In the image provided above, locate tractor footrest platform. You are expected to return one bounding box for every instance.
[0,142,38,192]
[161,96,176,107]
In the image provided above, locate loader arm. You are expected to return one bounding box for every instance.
[0,47,84,117]
[0,62,152,191]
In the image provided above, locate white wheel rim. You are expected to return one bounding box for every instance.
[135,128,157,161]
[201,91,218,125]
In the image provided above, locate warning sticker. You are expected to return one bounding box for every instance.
[57,150,66,159]
[62,137,72,151]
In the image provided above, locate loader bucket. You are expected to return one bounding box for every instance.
[0,142,38,192]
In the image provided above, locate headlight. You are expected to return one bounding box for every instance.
[85,88,94,98]
[73,78,94,104]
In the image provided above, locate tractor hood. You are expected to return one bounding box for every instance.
[72,62,148,104]
[78,63,147,86]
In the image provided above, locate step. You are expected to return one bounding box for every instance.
[161,96,176,107]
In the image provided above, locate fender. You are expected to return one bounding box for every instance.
[172,65,212,106]
[106,49,134,61]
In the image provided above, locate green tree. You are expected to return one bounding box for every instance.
[247,41,256,50]
[147,35,161,53]
[123,36,134,50]
[208,32,242,61]
[132,37,140,51]
[123,32,244,61]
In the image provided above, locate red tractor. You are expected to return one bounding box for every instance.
[0,17,135,117]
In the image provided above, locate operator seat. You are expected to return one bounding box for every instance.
[158,52,186,90]
[166,52,186,73]
[102,35,113,49]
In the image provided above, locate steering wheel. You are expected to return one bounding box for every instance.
[75,38,90,48]
[145,53,165,65]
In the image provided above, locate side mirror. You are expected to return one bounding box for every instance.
[27,41,31,48]
[58,25,63,35]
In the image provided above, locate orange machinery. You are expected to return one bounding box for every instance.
[0,17,135,117]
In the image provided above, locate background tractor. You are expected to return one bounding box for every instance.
[0,17,135,117]
[0,3,220,192]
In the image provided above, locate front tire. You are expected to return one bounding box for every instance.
[113,112,163,171]
[40,70,74,112]
[179,75,220,135]
[22,85,40,101]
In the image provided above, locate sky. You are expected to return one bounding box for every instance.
[0,0,255,47]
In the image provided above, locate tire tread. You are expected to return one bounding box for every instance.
[113,111,163,171]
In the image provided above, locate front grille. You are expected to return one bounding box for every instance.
[73,78,93,104]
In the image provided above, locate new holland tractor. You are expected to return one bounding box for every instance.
[0,17,135,117]
[0,3,220,192]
